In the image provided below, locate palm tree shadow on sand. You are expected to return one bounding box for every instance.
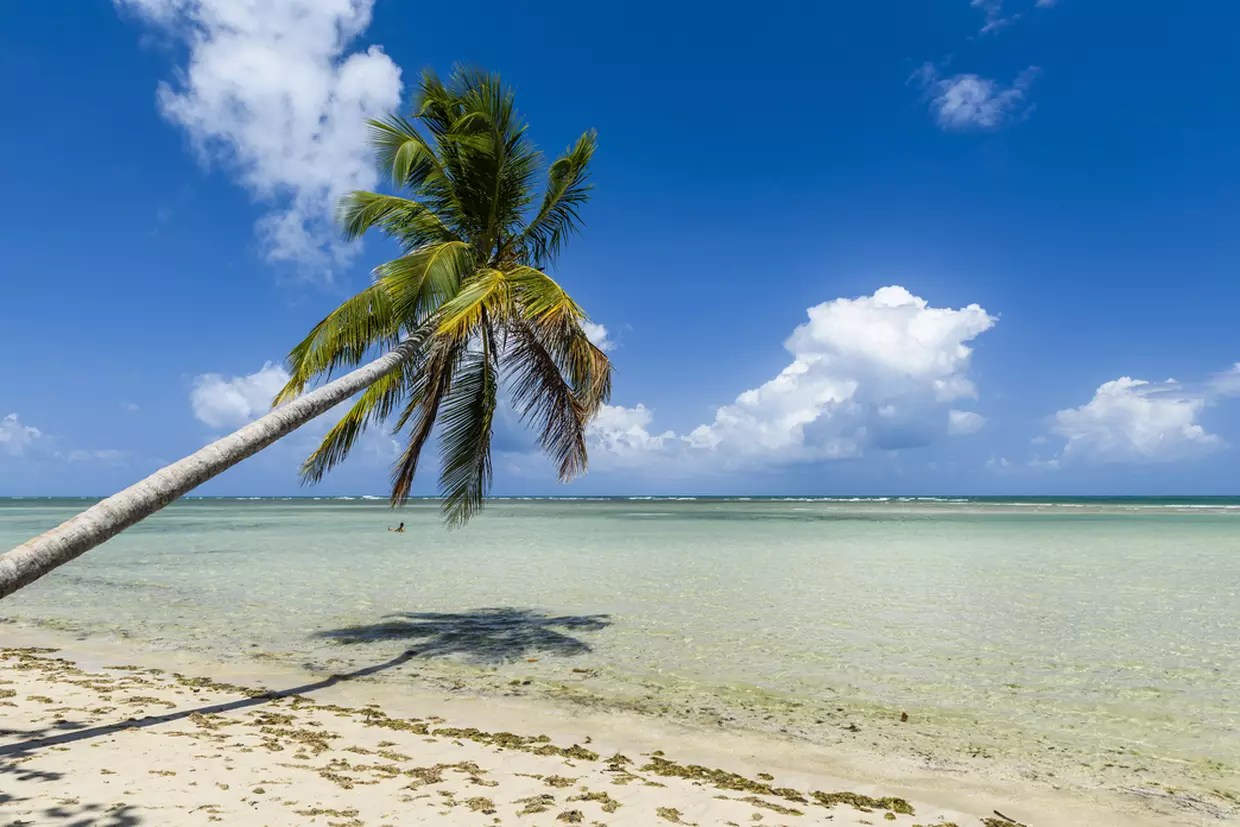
[314,608,612,664]
[0,651,426,823]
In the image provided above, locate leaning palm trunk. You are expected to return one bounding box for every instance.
[0,339,420,601]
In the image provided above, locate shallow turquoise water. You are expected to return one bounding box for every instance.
[2,497,1239,792]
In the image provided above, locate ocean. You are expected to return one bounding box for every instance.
[2,496,1238,808]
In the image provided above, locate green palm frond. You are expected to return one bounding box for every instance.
[390,337,462,506]
[336,191,456,247]
[376,240,475,322]
[416,67,542,260]
[367,114,464,233]
[436,268,510,340]
[437,331,499,526]
[512,130,596,267]
[298,347,424,484]
[368,115,444,190]
[412,69,461,138]
[506,265,584,322]
[276,284,401,404]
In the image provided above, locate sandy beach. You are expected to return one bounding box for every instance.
[1,627,1192,827]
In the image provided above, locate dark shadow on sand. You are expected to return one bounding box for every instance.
[315,607,611,664]
[1,737,144,824]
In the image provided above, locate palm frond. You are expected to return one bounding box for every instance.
[507,265,584,322]
[276,284,400,404]
[565,327,613,417]
[506,321,590,481]
[375,240,475,322]
[368,115,447,191]
[437,327,499,526]
[336,190,456,247]
[413,68,463,138]
[435,267,511,340]
[448,109,493,137]
[390,337,463,505]
[298,345,424,484]
[366,115,464,233]
[512,130,596,267]
[506,264,609,417]
[530,313,612,419]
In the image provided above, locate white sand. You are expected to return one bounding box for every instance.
[0,629,1191,826]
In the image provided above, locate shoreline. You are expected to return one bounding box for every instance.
[0,626,1208,826]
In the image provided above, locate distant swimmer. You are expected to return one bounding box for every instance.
[389,522,405,533]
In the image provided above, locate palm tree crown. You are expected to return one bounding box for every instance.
[275,67,612,525]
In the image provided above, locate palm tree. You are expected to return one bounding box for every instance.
[0,67,611,600]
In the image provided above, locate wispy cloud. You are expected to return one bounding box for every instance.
[915,64,1040,130]
[972,0,1059,33]
[972,0,1021,33]
[66,449,127,464]
[116,0,404,277]
[949,409,987,435]
[1,413,124,464]
[1210,363,1240,397]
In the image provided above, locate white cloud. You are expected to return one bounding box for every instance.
[588,286,996,469]
[1051,377,1223,464]
[581,320,615,352]
[586,404,674,461]
[117,0,403,274]
[191,362,291,429]
[1036,0,1058,6]
[916,64,1040,130]
[683,286,995,462]
[1210,363,1240,397]
[122,402,140,412]
[0,414,44,457]
[948,409,987,435]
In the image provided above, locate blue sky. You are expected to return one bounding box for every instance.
[2,0,1238,497]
